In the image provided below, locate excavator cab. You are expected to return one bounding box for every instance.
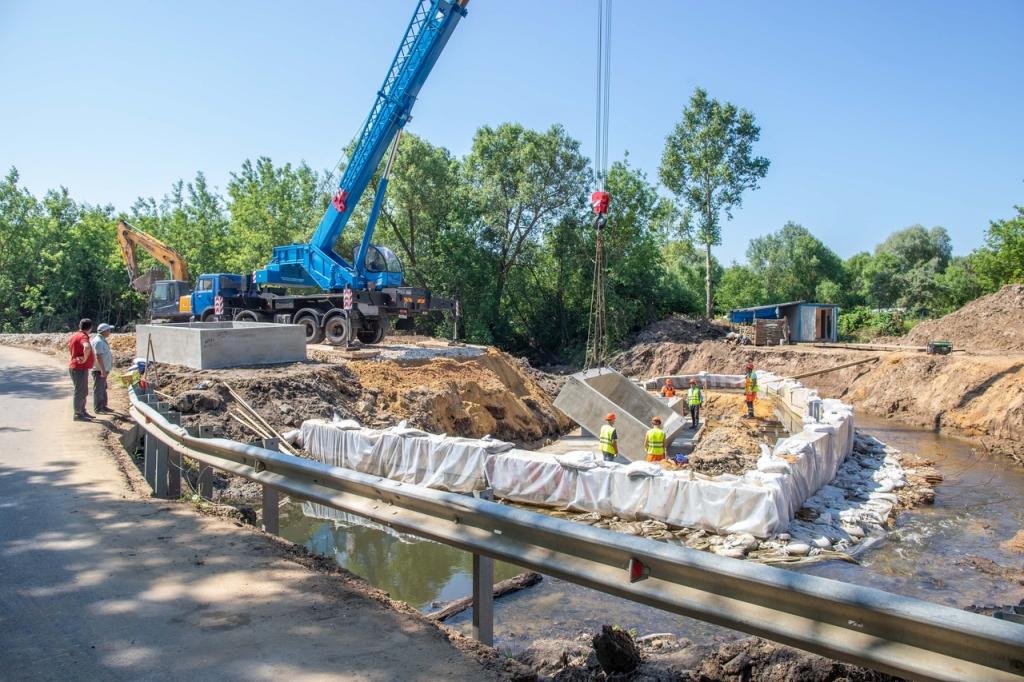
[149,280,191,321]
[359,245,404,289]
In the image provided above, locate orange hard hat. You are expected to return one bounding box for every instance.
[689,378,697,384]
[652,416,662,424]
[746,362,754,370]
[605,413,616,421]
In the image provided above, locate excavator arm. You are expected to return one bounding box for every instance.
[116,220,190,292]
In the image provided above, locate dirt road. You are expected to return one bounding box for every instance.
[0,345,495,681]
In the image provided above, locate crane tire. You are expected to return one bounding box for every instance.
[295,313,325,345]
[323,311,352,346]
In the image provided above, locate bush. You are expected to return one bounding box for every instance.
[839,306,904,341]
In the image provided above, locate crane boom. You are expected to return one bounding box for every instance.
[116,220,190,292]
[255,0,469,291]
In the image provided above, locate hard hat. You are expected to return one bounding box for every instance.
[652,416,662,424]
[746,362,754,370]
[689,378,697,385]
[605,412,616,421]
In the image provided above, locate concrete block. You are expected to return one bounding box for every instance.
[136,322,306,369]
[553,368,688,461]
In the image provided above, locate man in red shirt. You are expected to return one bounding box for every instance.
[69,318,94,420]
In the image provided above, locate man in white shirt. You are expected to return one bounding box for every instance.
[90,323,114,413]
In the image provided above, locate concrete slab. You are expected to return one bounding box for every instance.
[553,368,688,461]
[136,322,306,369]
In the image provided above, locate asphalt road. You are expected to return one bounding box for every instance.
[0,344,494,681]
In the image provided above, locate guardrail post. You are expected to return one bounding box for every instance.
[152,403,171,497]
[143,428,157,491]
[166,411,182,498]
[196,425,216,499]
[472,488,495,646]
[260,438,280,535]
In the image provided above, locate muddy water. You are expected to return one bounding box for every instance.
[277,419,1024,650]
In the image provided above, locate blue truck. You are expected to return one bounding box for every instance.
[184,0,468,345]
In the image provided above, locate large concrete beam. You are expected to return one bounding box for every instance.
[136,322,305,369]
[553,368,688,461]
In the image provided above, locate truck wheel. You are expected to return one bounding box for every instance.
[296,315,325,344]
[200,309,216,322]
[356,318,388,345]
[233,310,267,323]
[323,312,352,346]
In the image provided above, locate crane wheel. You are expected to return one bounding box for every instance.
[323,311,352,346]
[355,317,388,345]
[296,314,325,345]
[233,310,267,323]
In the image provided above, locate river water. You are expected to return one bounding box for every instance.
[277,418,1024,650]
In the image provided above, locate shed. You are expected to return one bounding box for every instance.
[728,301,839,342]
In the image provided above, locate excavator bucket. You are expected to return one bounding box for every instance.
[131,267,166,295]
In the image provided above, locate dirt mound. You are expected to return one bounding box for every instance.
[687,394,776,476]
[148,349,570,446]
[613,339,1024,466]
[693,637,897,681]
[629,315,729,346]
[905,284,1024,352]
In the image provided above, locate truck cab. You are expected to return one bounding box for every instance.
[190,273,247,320]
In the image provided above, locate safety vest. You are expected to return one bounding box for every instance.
[661,384,675,398]
[745,372,758,397]
[646,427,666,456]
[599,424,617,455]
[687,387,702,406]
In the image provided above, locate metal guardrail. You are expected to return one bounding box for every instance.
[126,387,1024,682]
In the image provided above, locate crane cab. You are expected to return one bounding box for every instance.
[360,245,404,289]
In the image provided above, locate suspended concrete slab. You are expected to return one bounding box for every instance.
[553,368,689,461]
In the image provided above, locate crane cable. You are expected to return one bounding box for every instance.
[585,0,612,369]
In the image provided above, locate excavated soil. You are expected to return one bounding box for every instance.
[904,283,1024,352]
[614,339,1024,467]
[147,348,570,447]
[629,315,730,345]
[686,394,777,476]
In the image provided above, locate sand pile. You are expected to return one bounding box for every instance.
[905,283,1024,352]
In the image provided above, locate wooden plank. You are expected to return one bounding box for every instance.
[789,356,880,380]
[426,572,542,622]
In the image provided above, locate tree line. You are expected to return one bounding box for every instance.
[1,87,1020,360]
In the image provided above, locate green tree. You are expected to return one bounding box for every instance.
[746,222,844,303]
[462,123,589,342]
[716,264,767,312]
[225,158,326,274]
[973,205,1024,289]
[659,87,770,318]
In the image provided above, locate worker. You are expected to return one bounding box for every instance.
[644,416,666,463]
[686,378,704,428]
[598,413,618,462]
[90,323,114,414]
[744,361,758,418]
[68,318,94,421]
[660,378,676,398]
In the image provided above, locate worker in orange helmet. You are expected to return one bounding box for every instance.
[743,361,758,418]
[644,416,666,463]
[598,413,618,462]
[660,378,676,398]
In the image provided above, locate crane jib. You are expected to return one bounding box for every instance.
[256,0,469,292]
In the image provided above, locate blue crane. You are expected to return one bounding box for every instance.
[254,0,469,292]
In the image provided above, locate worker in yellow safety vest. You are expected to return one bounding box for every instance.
[644,416,666,462]
[598,413,618,462]
[744,361,758,418]
[686,378,704,428]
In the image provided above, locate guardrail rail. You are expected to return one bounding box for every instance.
[126,386,1024,682]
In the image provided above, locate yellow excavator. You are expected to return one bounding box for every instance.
[115,220,192,321]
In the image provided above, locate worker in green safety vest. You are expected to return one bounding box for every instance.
[644,416,666,463]
[686,378,704,428]
[744,361,758,418]
[598,413,618,462]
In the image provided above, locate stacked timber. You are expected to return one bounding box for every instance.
[754,318,788,346]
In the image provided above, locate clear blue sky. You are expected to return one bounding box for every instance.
[2,0,1021,263]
